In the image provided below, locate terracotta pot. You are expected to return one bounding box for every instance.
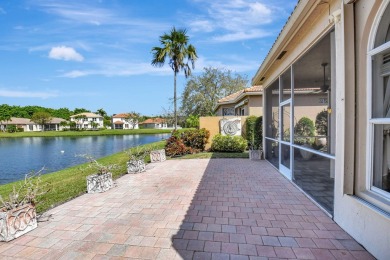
[0,204,37,242]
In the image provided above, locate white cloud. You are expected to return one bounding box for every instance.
[188,0,276,42]
[60,59,172,78]
[212,29,271,42]
[194,56,258,74]
[49,46,84,61]
[0,89,58,99]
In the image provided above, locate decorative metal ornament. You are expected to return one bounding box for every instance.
[150,149,166,163]
[220,118,241,136]
[0,204,37,242]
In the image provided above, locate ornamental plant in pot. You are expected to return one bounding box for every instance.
[0,168,50,242]
[126,146,149,173]
[245,116,263,160]
[294,117,315,160]
[80,155,117,193]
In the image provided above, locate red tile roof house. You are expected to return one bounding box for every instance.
[69,112,104,130]
[139,118,172,129]
[214,85,264,116]
[0,117,67,131]
[111,113,139,130]
[251,0,390,258]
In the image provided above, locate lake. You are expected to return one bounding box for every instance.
[0,134,170,185]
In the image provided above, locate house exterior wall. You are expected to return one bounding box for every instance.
[333,1,390,259]
[252,0,390,258]
[112,117,139,129]
[247,96,263,116]
[70,116,104,129]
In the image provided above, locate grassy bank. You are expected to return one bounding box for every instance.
[0,128,172,138]
[0,141,165,214]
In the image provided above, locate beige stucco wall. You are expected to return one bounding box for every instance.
[333,2,390,260]
[248,96,263,116]
[200,116,248,149]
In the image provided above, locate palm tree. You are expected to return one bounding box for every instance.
[151,27,198,130]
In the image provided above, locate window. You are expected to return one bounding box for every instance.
[367,2,390,205]
[222,107,235,116]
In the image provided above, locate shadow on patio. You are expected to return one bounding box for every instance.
[170,159,372,259]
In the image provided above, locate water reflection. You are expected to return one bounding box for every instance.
[0,134,169,184]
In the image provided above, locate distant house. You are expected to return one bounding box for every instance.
[0,117,67,131]
[214,86,263,116]
[111,113,139,130]
[70,112,104,129]
[140,118,169,129]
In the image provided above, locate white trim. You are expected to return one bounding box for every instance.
[368,41,390,56]
[364,0,390,207]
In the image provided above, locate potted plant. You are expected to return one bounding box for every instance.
[126,146,149,173]
[249,144,263,160]
[294,117,315,160]
[80,155,117,193]
[246,116,263,160]
[0,168,50,242]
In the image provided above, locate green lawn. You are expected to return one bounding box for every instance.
[0,128,172,138]
[0,141,166,214]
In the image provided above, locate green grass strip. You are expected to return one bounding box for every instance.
[0,141,165,214]
[0,129,172,138]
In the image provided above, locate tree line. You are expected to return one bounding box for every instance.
[0,104,91,120]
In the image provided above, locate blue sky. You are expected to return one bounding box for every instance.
[0,0,296,116]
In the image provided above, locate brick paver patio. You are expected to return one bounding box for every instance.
[0,159,374,259]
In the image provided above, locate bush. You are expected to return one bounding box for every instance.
[211,134,247,152]
[185,115,200,128]
[254,116,263,149]
[315,110,328,136]
[181,128,210,151]
[6,125,17,133]
[295,117,315,144]
[17,127,24,132]
[245,116,263,149]
[165,136,192,157]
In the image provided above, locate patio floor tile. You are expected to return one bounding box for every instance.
[0,159,373,259]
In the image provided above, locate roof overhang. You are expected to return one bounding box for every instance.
[214,91,262,112]
[252,0,319,86]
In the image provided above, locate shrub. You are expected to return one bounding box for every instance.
[245,116,263,149]
[185,114,200,128]
[211,134,247,152]
[294,117,315,144]
[181,128,210,151]
[17,127,24,132]
[315,110,328,136]
[254,116,263,149]
[165,136,192,157]
[6,125,17,133]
